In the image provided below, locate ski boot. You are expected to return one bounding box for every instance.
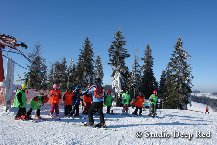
[21,115,28,120]
[94,123,106,128]
[56,114,60,118]
[84,122,94,127]
[35,115,42,120]
[26,115,33,120]
[74,114,80,117]
[14,116,21,120]
[50,113,54,118]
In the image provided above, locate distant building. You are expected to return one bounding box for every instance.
[104,84,113,92]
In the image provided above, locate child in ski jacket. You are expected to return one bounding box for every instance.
[132,95,145,115]
[83,92,92,115]
[148,90,158,116]
[63,88,74,116]
[104,90,113,114]
[13,83,28,120]
[121,91,131,114]
[70,88,82,116]
[49,84,61,117]
[26,95,48,119]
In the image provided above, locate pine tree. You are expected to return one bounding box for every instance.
[164,38,193,109]
[126,70,133,93]
[108,31,130,106]
[94,55,104,81]
[131,50,142,98]
[75,56,84,86]
[124,70,135,98]
[158,70,167,100]
[164,69,177,109]
[76,37,95,87]
[108,30,130,77]
[24,44,47,90]
[47,64,54,90]
[141,44,158,99]
[121,67,130,91]
[67,59,76,88]
[52,57,68,91]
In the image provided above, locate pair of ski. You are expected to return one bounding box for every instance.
[83,124,118,131]
[68,122,117,131]
[50,116,61,121]
[31,118,48,122]
[16,117,48,123]
[84,123,107,128]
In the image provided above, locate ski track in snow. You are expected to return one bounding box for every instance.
[0,102,217,145]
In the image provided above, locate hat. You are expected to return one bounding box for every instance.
[153,90,157,94]
[53,84,58,89]
[21,83,27,90]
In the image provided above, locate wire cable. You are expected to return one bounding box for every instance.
[2,55,28,70]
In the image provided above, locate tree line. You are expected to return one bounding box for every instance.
[24,30,193,109]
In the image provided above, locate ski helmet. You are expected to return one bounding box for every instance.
[21,83,28,90]
[153,89,157,94]
[107,89,111,94]
[53,84,58,89]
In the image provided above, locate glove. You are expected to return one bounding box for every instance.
[150,99,154,102]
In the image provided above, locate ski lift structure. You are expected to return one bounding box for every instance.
[0,33,28,110]
[0,33,28,82]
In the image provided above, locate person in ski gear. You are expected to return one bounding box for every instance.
[13,83,28,120]
[131,98,135,109]
[132,94,145,115]
[63,88,74,116]
[148,90,158,116]
[82,83,92,115]
[70,87,82,117]
[121,90,131,114]
[205,105,209,114]
[26,94,49,119]
[104,89,113,114]
[49,84,61,118]
[85,78,105,127]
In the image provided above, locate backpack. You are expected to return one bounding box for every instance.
[94,86,104,98]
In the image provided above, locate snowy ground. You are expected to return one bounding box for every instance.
[0,102,217,145]
[188,102,214,113]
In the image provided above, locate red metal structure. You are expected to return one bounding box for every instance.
[0,34,27,82]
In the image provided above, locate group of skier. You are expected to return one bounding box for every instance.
[120,89,158,117]
[13,83,49,120]
[13,78,159,127]
[12,78,106,127]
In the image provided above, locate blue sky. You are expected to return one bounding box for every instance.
[1,0,217,92]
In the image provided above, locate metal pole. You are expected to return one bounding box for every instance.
[0,47,4,82]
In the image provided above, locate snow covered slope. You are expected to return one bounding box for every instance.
[192,93,217,99]
[188,102,213,113]
[0,103,216,145]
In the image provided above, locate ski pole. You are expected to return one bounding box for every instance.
[68,97,80,117]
